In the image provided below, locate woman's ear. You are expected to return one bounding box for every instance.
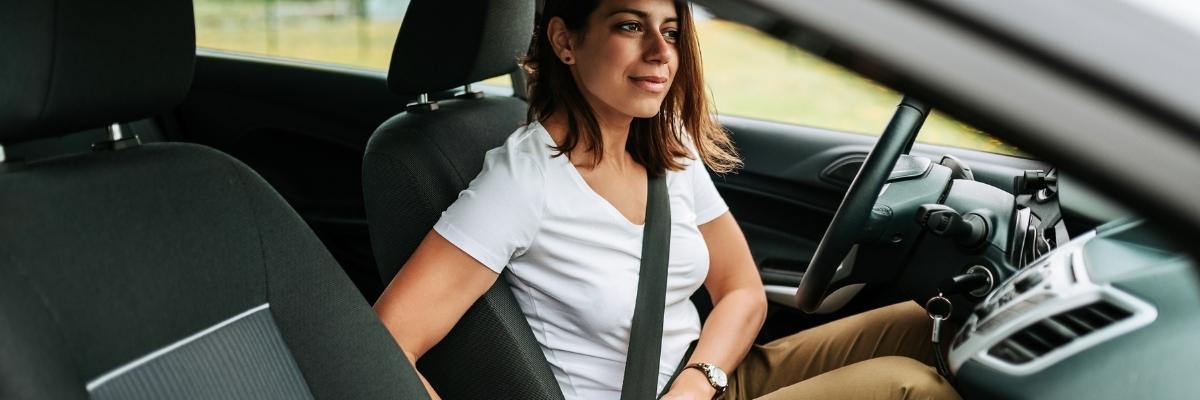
[547,17,576,65]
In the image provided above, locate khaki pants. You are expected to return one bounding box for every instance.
[727,302,960,400]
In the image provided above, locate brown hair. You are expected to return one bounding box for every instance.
[522,0,740,175]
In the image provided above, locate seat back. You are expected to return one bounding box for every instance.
[362,0,565,398]
[0,1,427,398]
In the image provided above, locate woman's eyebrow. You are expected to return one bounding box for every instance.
[607,8,678,23]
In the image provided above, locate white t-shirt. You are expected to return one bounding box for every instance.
[432,121,729,399]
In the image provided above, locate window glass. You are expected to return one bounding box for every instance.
[195,0,515,88]
[194,0,411,70]
[192,1,1016,156]
[695,17,1024,156]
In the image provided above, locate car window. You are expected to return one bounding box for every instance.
[194,0,409,70]
[695,16,1024,157]
[194,1,1014,156]
[195,0,514,86]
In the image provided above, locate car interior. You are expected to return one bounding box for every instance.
[2,0,1197,399]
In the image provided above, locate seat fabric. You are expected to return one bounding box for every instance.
[1,0,432,397]
[0,144,430,399]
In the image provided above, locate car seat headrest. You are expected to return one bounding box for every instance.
[387,0,535,97]
[0,0,195,145]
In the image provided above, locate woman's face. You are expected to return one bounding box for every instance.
[552,0,681,121]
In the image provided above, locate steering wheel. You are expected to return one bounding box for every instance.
[795,97,930,313]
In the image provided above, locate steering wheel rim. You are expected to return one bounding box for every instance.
[795,97,930,313]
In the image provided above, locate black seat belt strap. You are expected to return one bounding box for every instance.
[620,171,672,400]
[659,340,698,398]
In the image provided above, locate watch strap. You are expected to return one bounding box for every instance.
[685,363,727,399]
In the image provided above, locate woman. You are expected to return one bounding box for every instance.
[374,0,960,399]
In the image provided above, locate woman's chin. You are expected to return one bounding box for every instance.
[621,102,667,119]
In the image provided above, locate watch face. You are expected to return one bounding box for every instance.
[709,366,728,388]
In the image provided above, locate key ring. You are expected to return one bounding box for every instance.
[925,294,953,320]
[925,293,955,380]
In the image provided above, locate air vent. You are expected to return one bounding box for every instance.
[987,301,1133,364]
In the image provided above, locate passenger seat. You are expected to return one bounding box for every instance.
[0,0,428,398]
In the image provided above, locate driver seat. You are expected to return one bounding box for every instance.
[361,0,563,399]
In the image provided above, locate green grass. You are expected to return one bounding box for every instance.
[193,1,1022,156]
[695,20,1022,156]
[195,1,400,69]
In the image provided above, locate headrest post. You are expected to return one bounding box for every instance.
[92,122,142,152]
[0,143,19,172]
[455,83,485,100]
[107,123,126,141]
[406,93,440,112]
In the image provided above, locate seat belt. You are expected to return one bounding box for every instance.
[660,340,698,398]
[621,171,672,400]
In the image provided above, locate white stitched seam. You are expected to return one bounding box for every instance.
[85,303,271,391]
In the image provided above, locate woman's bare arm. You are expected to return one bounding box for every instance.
[374,229,501,400]
[665,211,767,398]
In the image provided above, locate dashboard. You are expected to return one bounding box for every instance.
[950,219,1200,399]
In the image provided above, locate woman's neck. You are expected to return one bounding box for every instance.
[543,109,635,172]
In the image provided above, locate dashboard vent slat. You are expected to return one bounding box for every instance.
[1040,318,1081,340]
[987,300,1132,365]
[1055,313,1096,332]
[1011,327,1056,354]
[989,339,1036,364]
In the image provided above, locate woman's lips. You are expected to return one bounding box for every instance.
[630,76,668,93]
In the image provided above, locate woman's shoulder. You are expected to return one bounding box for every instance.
[485,122,554,165]
[474,122,553,192]
[669,133,704,176]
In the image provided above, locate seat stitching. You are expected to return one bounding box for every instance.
[363,150,438,275]
[36,0,62,121]
[225,156,271,308]
[4,245,79,370]
[424,129,469,186]
[363,150,436,220]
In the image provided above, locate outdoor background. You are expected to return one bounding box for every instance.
[193,0,1022,156]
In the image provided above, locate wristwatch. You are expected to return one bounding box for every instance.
[684,362,728,399]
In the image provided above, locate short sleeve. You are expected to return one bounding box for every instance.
[433,145,546,273]
[688,155,729,225]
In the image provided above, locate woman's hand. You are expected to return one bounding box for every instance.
[661,368,717,400]
[660,211,764,400]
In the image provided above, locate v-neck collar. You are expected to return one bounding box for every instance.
[532,121,647,230]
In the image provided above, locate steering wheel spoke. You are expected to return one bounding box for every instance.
[796,96,932,313]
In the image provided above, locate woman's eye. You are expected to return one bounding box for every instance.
[618,22,643,33]
[663,29,680,43]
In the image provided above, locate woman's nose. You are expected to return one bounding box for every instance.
[643,31,675,65]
